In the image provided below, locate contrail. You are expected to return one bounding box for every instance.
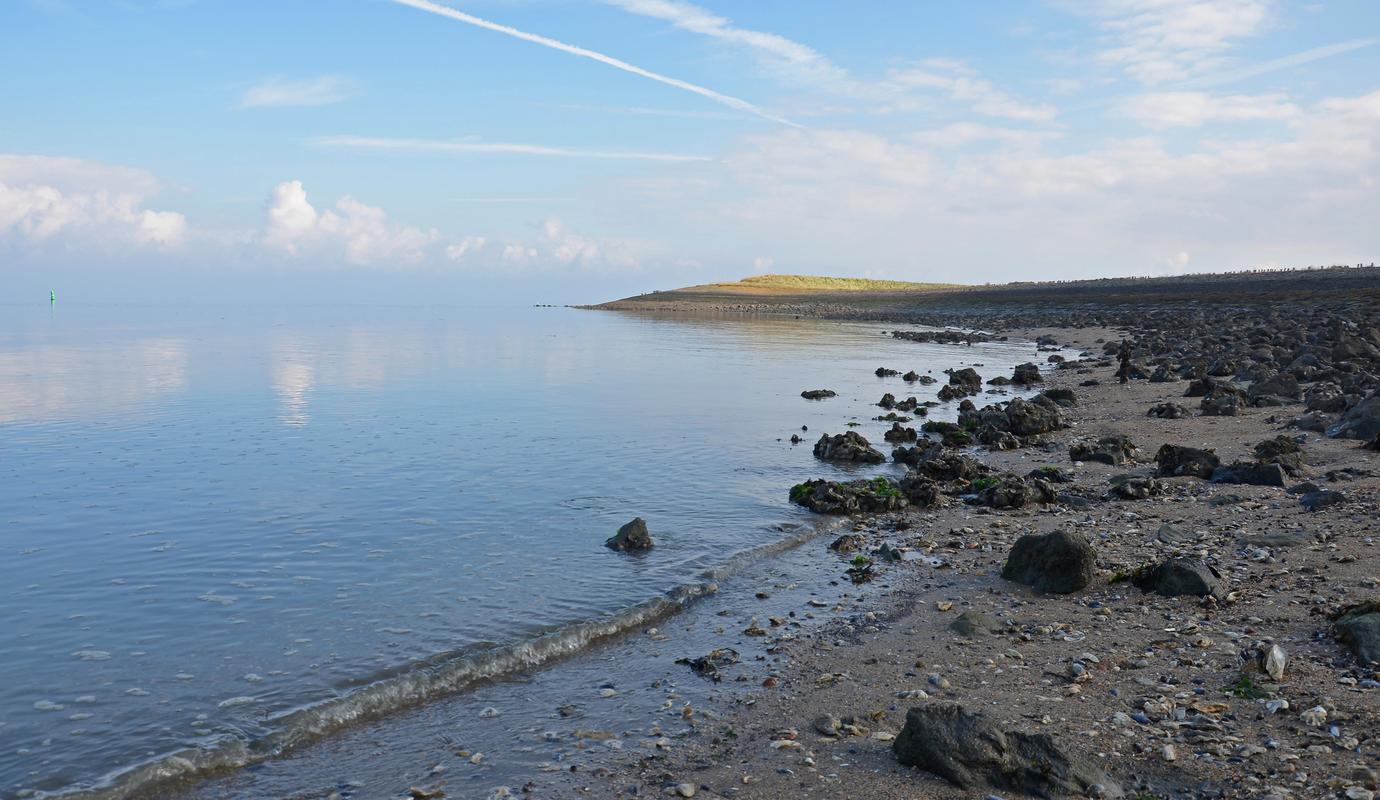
[389,0,800,128]
[1182,38,1380,89]
[314,135,713,162]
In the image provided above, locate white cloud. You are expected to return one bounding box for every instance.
[240,75,356,108]
[1087,0,1275,85]
[0,154,186,249]
[884,60,1058,122]
[263,180,439,265]
[313,135,713,163]
[1117,91,1299,128]
[445,236,488,262]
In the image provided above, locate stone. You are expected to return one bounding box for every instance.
[1211,461,1287,487]
[1155,444,1220,479]
[1070,435,1136,466]
[1040,388,1077,407]
[800,389,836,400]
[1328,395,1380,440]
[1262,645,1287,682]
[813,431,886,464]
[1300,489,1345,512]
[1010,362,1042,385]
[1001,530,1095,594]
[1131,558,1224,598]
[606,517,653,551]
[791,478,908,514]
[1147,402,1189,419]
[1005,396,1066,436]
[892,703,1119,798]
[1335,601,1380,665]
[1253,435,1306,476]
[1107,475,1163,500]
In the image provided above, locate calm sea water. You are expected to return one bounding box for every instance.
[0,304,1046,798]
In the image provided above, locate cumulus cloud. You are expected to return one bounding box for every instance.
[0,154,186,249]
[240,75,356,108]
[1117,91,1299,128]
[263,180,440,265]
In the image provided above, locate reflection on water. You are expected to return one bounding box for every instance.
[0,304,1054,799]
[0,337,187,423]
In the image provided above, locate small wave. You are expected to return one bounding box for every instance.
[42,515,845,800]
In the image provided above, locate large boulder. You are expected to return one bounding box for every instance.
[1001,530,1095,594]
[606,518,653,551]
[948,367,982,391]
[813,431,886,464]
[1335,601,1380,665]
[1328,395,1380,440]
[1248,373,1301,405]
[1155,444,1220,479]
[1010,362,1042,385]
[1201,389,1240,416]
[1253,435,1306,476]
[898,472,943,507]
[892,703,1119,798]
[1131,558,1224,598]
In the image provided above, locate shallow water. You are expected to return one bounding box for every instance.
[0,304,1047,798]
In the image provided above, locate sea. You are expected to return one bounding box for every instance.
[0,303,1056,798]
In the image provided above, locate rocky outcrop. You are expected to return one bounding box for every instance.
[1002,530,1096,594]
[813,431,886,464]
[789,477,908,514]
[606,518,653,551]
[892,703,1118,798]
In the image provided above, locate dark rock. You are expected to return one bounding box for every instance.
[1328,394,1380,440]
[1288,410,1330,432]
[974,474,1054,509]
[1155,444,1220,479]
[1253,435,1306,476]
[829,533,866,553]
[1028,465,1073,483]
[1108,474,1164,499]
[936,384,968,402]
[877,392,896,409]
[883,422,918,443]
[1335,601,1380,665]
[606,517,653,551]
[1040,388,1077,407]
[902,370,920,382]
[1300,490,1345,512]
[791,477,908,514]
[1201,389,1240,416]
[1010,362,1042,385]
[1156,523,1195,544]
[1211,461,1286,487]
[875,367,900,377]
[1131,558,1224,598]
[801,389,836,400]
[892,703,1118,798]
[1005,396,1066,436]
[1070,435,1137,466]
[948,367,982,391]
[898,472,943,507]
[1002,530,1095,594]
[1147,402,1189,419]
[1248,373,1301,405]
[813,431,886,464]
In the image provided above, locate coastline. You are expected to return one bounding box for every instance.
[528,306,1380,799]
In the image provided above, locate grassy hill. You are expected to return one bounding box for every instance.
[690,274,962,295]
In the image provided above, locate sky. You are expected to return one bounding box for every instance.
[2,0,1379,304]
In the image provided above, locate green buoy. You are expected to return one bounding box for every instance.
[50,290,56,303]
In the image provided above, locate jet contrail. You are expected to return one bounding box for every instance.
[389,0,800,128]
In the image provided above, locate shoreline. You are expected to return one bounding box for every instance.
[533,311,1380,799]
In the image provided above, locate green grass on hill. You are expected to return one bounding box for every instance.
[697,274,961,294]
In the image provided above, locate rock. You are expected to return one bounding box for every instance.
[1147,402,1188,419]
[974,474,1054,509]
[813,431,886,463]
[875,367,900,377]
[1253,435,1306,476]
[1248,373,1301,405]
[1041,388,1077,407]
[1156,523,1195,544]
[949,610,1003,637]
[1211,461,1287,487]
[937,384,968,402]
[1155,444,1220,479]
[1201,389,1240,416]
[813,714,842,736]
[1300,489,1345,511]
[1262,644,1287,682]
[829,533,865,553]
[1027,465,1073,483]
[1107,475,1163,500]
[902,370,921,382]
[1366,433,1380,451]
[1001,530,1095,594]
[1335,601,1380,664]
[791,477,908,514]
[1069,435,1137,466]
[606,517,653,551]
[878,392,897,409]
[1010,362,1042,385]
[1005,396,1066,436]
[1328,394,1380,440]
[800,389,836,400]
[884,422,919,442]
[667,782,696,798]
[1131,558,1224,598]
[898,472,943,507]
[892,703,1119,798]
[948,367,983,391]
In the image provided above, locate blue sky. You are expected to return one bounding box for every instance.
[2,0,1378,303]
